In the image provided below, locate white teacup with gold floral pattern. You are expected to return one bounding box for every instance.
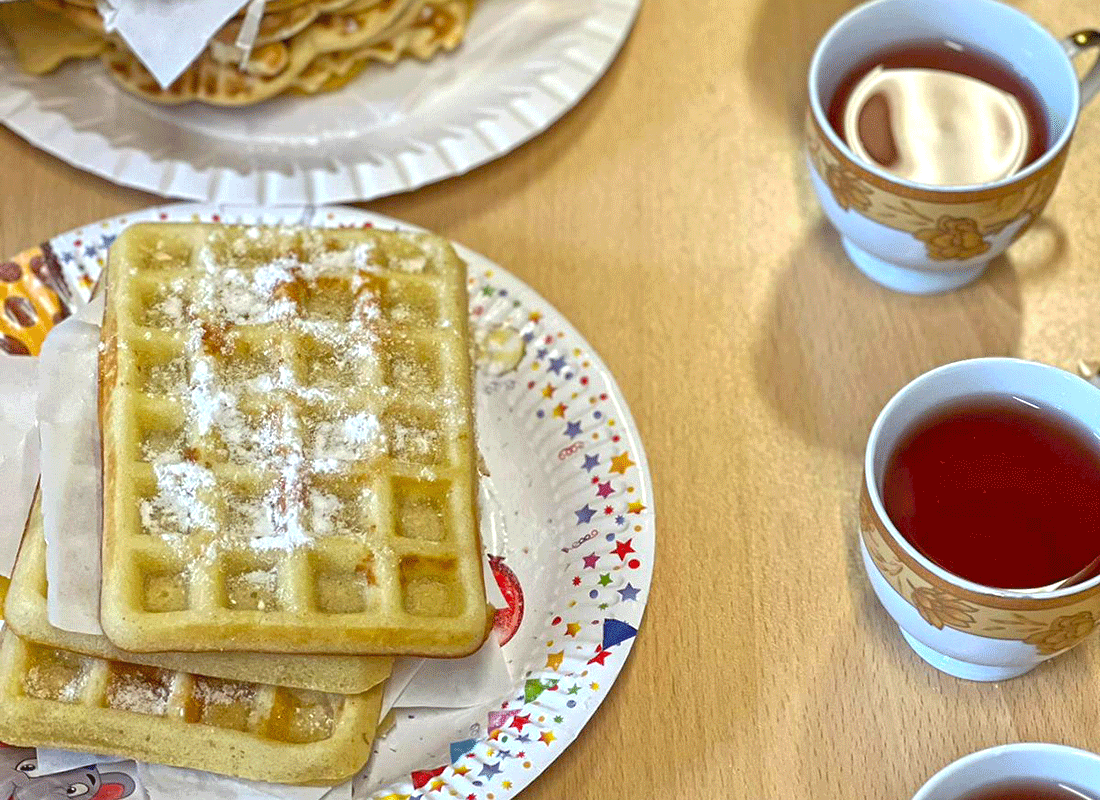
[861,358,1100,681]
[912,744,1100,799]
[807,0,1100,294]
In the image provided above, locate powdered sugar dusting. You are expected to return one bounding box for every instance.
[24,663,86,703]
[188,356,237,437]
[141,460,216,534]
[311,412,384,461]
[391,420,439,461]
[136,227,459,554]
[227,499,275,540]
[351,241,375,268]
[253,407,311,552]
[308,491,343,537]
[194,677,255,707]
[109,678,170,715]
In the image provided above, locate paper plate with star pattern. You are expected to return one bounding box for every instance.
[0,202,655,799]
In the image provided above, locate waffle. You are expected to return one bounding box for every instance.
[11,0,473,105]
[0,1,104,75]
[100,0,426,106]
[212,0,365,49]
[51,0,331,13]
[6,493,393,693]
[35,0,360,41]
[31,0,360,52]
[0,630,383,785]
[292,0,472,93]
[24,0,103,39]
[99,223,490,656]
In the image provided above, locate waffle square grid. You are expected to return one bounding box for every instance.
[99,224,490,655]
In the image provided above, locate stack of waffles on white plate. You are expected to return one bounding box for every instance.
[0,0,475,104]
[0,223,491,785]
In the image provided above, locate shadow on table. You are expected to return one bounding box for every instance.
[821,492,1100,795]
[813,509,1005,794]
[762,217,1077,794]
[775,505,1044,795]
[741,0,862,135]
[750,217,1037,456]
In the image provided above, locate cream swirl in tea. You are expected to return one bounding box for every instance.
[827,41,1049,186]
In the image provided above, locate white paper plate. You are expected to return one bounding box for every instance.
[8,203,655,799]
[0,0,640,204]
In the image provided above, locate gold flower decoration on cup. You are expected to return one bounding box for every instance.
[1024,612,1096,656]
[913,216,991,261]
[806,0,1100,294]
[824,163,874,213]
[907,585,979,632]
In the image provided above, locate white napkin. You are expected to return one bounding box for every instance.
[0,354,39,577]
[34,749,127,775]
[138,762,347,800]
[379,657,425,717]
[38,297,104,634]
[396,631,511,709]
[96,0,253,88]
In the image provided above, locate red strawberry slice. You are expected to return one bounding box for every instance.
[490,555,524,646]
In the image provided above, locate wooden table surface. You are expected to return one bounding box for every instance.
[4,0,1100,796]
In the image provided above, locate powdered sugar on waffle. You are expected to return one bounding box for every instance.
[24,663,87,703]
[390,420,439,462]
[253,407,311,552]
[312,412,384,462]
[108,676,171,715]
[193,677,256,707]
[138,228,454,556]
[187,349,241,438]
[141,460,217,534]
[308,491,344,537]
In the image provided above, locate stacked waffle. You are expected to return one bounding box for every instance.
[0,0,475,104]
[0,223,491,784]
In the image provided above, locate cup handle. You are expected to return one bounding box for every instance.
[1063,30,1100,107]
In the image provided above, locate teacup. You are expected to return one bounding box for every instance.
[806,0,1100,294]
[861,358,1100,681]
[913,743,1100,799]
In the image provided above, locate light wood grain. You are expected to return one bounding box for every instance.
[3,0,1100,796]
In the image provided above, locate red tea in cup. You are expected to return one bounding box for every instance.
[882,394,1100,589]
